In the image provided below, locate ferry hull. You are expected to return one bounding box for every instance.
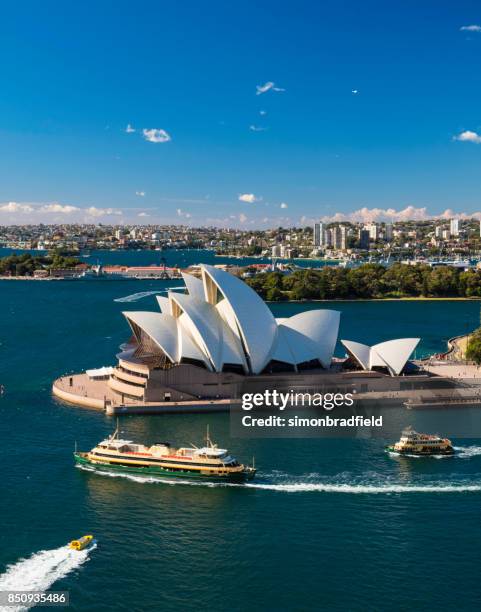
[385,446,454,456]
[74,453,256,482]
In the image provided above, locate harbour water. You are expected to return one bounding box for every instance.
[1,251,481,610]
[0,247,335,269]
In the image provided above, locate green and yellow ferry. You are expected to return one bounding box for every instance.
[74,425,256,483]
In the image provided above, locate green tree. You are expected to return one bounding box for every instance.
[466,332,481,364]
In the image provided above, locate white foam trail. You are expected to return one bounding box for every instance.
[453,445,481,458]
[76,465,481,494]
[388,452,451,459]
[114,290,165,303]
[243,483,481,493]
[0,544,96,611]
[114,286,186,303]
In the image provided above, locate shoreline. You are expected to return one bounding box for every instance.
[266,296,481,302]
[1,276,480,301]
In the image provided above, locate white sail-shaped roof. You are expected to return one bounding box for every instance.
[169,291,246,372]
[372,338,420,376]
[201,264,278,374]
[156,295,172,315]
[121,269,344,374]
[271,325,298,365]
[182,272,205,300]
[280,310,340,368]
[341,338,420,376]
[123,311,178,362]
[169,292,223,370]
[341,340,371,370]
[176,315,213,370]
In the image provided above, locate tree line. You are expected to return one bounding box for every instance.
[245,263,481,301]
[0,252,81,276]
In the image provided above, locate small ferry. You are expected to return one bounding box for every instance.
[74,425,256,482]
[386,427,454,456]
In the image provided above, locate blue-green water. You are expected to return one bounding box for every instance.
[2,264,481,610]
[0,247,332,269]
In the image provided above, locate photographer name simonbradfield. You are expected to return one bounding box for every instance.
[241,415,383,428]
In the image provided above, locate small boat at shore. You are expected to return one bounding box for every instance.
[74,425,256,482]
[386,427,454,456]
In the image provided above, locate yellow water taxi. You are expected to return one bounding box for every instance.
[69,535,94,550]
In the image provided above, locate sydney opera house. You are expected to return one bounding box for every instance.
[52,264,454,411]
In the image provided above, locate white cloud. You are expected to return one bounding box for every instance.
[460,25,481,32]
[0,202,34,213]
[0,201,125,221]
[239,213,248,223]
[351,89,359,94]
[317,205,428,223]
[125,124,136,133]
[86,206,121,217]
[310,205,481,224]
[454,130,481,143]
[138,212,149,217]
[135,191,146,197]
[142,128,171,143]
[249,125,267,132]
[259,110,267,116]
[176,208,192,219]
[238,193,259,203]
[39,203,79,214]
[280,202,288,209]
[256,81,285,95]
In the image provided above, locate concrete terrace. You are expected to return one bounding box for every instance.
[52,373,235,414]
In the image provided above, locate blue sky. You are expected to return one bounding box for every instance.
[2,0,481,227]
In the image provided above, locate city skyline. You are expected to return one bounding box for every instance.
[2,1,481,227]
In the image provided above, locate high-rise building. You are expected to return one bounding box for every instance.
[450,218,459,236]
[384,223,393,241]
[435,226,443,239]
[366,223,379,241]
[331,226,342,250]
[313,222,324,247]
[359,229,370,250]
[324,227,333,248]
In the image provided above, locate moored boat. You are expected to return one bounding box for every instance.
[386,427,454,456]
[74,425,256,482]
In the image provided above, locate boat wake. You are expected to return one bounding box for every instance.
[114,287,185,303]
[0,544,96,611]
[388,451,451,459]
[243,482,481,494]
[76,464,481,495]
[114,290,166,303]
[453,445,481,458]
